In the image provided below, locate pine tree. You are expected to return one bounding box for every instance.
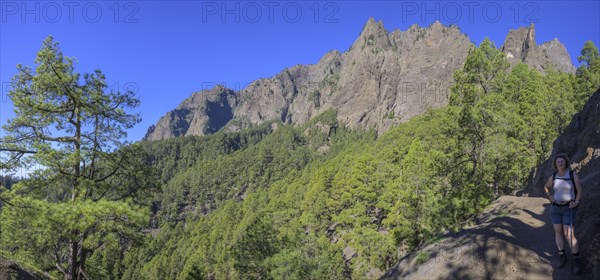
[576,40,600,105]
[0,36,157,280]
[449,38,508,190]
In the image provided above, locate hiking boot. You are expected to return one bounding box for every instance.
[573,257,583,275]
[557,253,567,268]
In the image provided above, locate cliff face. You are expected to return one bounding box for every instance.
[144,20,574,141]
[144,86,237,141]
[521,87,600,278]
[502,24,575,74]
[522,88,600,197]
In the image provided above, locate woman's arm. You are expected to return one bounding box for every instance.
[544,176,555,203]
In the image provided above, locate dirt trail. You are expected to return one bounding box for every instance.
[381,196,593,280]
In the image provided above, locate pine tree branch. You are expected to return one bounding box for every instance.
[0,196,14,207]
[55,263,67,275]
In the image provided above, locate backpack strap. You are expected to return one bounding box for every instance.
[569,170,577,197]
[552,170,578,198]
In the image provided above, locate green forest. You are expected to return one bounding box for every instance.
[1,36,599,280]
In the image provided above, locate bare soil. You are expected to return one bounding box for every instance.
[381,196,594,280]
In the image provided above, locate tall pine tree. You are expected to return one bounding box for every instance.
[0,36,157,280]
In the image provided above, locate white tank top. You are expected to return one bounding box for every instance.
[553,170,575,202]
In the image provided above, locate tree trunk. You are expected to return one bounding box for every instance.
[67,104,83,280]
[67,241,79,280]
[77,248,87,280]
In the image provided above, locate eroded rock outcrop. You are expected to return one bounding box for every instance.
[144,20,574,141]
[144,85,237,141]
[521,87,600,279]
[502,24,575,73]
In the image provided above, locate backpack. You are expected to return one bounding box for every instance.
[552,170,577,197]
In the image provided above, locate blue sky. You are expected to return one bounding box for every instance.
[1,1,599,142]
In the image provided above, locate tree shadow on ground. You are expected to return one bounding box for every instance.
[381,198,593,279]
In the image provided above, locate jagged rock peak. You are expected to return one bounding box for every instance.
[318,49,341,64]
[502,24,536,62]
[351,17,392,50]
[143,85,237,141]
[391,21,461,41]
[523,23,537,60]
[361,17,386,35]
[428,20,444,30]
[144,20,575,142]
[540,38,575,73]
[407,23,421,32]
[502,23,574,73]
[425,20,462,38]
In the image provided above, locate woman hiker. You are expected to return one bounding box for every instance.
[544,153,583,274]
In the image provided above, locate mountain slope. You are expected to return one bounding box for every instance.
[520,87,600,278]
[383,87,600,280]
[144,20,574,141]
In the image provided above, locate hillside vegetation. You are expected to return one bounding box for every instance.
[1,36,598,279]
[117,39,599,279]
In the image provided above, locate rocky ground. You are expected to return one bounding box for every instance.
[381,196,594,280]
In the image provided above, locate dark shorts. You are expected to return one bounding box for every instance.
[550,204,578,226]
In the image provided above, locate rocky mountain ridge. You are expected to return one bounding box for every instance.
[144,19,575,141]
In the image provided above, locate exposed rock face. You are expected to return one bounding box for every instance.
[381,88,600,279]
[521,87,600,279]
[502,24,575,73]
[522,88,600,197]
[144,19,575,141]
[144,86,237,141]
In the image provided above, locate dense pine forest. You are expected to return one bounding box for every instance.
[1,35,599,279]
